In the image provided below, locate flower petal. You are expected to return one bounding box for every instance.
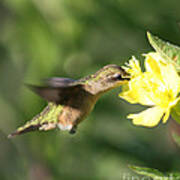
[145,52,180,96]
[124,56,142,77]
[144,52,162,78]
[162,110,170,123]
[160,62,180,96]
[127,106,165,127]
[120,74,155,106]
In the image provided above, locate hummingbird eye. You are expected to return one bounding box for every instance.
[112,73,123,81]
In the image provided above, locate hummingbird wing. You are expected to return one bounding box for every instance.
[26,77,84,104]
[44,77,77,87]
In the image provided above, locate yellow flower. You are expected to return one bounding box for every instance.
[119,52,180,127]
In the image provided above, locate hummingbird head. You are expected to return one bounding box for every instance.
[86,64,130,94]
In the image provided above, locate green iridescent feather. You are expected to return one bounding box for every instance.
[8,103,62,137]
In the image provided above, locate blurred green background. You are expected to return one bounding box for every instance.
[0,0,180,179]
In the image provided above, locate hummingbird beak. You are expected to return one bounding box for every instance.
[121,76,130,81]
[120,67,131,81]
[112,69,130,82]
[116,78,129,86]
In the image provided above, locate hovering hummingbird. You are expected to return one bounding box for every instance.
[8,64,130,138]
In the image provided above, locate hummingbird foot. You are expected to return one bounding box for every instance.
[69,125,77,134]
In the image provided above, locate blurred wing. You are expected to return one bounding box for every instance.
[26,77,83,104]
[44,77,78,87]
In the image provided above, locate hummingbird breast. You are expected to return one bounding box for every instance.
[57,89,99,132]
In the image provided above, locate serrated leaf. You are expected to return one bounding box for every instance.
[147,32,180,72]
[129,165,180,180]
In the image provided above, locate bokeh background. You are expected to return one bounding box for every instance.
[0,0,180,179]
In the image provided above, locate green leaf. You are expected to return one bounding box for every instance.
[129,165,180,180]
[147,32,180,72]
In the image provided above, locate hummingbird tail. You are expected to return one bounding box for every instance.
[8,125,40,138]
[8,103,62,138]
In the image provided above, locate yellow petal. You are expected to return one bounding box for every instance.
[144,52,162,79]
[127,106,165,127]
[162,110,170,123]
[145,52,180,96]
[160,62,180,96]
[124,56,142,77]
[126,75,155,105]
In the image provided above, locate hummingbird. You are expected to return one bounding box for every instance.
[8,64,130,138]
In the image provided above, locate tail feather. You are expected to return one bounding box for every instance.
[8,103,62,138]
[8,125,40,138]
